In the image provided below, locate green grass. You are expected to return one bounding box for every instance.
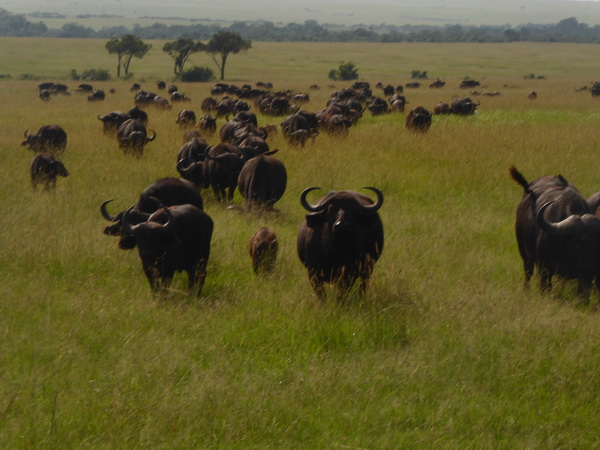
[2,39,600,447]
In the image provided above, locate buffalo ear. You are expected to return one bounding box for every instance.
[305,211,326,229]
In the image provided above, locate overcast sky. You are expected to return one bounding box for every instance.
[2,0,600,27]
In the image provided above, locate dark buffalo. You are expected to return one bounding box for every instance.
[528,91,538,100]
[101,177,204,249]
[22,125,67,155]
[510,166,600,300]
[429,79,446,88]
[39,89,51,101]
[157,80,166,90]
[320,114,352,136]
[459,79,481,89]
[87,89,105,102]
[201,97,218,112]
[127,106,148,126]
[405,106,432,133]
[176,138,211,188]
[297,187,384,299]
[116,119,156,156]
[198,114,217,139]
[281,112,319,147]
[237,152,287,210]
[122,204,213,297]
[249,227,278,274]
[98,111,130,134]
[29,152,69,190]
[171,91,191,102]
[203,144,247,202]
[450,97,479,115]
[176,109,197,129]
[77,83,93,92]
[433,102,451,115]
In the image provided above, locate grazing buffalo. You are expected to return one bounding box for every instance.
[459,79,481,89]
[297,187,384,299]
[203,144,247,202]
[29,152,69,190]
[405,106,432,133]
[429,79,445,88]
[281,112,319,147]
[39,89,51,101]
[450,97,479,115]
[122,204,213,296]
[510,166,600,300]
[98,111,130,134]
[528,91,538,100]
[198,114,217,139]
[237,152,287,209]
[116,119,156,156]
[249,227,278,274]
[127,106,148,126]
[433,102,451,115]
[176,109,197,129]
[101,177,204,249]
[22,125,67,155]
[87,89,105,102]
[176,138,211,188]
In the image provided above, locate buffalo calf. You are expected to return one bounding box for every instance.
[249,227,278,274]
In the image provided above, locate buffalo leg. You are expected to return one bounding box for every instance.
[577,279,592,304]
[143,265,161,294]
[189,260,208,297]
[539,270,552,294]
[308,272,325,301]
[523,260,534,289]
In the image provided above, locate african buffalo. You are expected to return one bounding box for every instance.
[249,227,278,274]
[98,111,130,134]
[122,203,213,297]
[459,79,480,89]
[510,166,600,300]
[281,112,319,147]
[433,102,451,115]
[203,144,247,202]
[450,97,479,115]
[297,187,384,299]
[176,109,197,129]
[405,106,432,133]
[87,89,105,102]
[22,125,67,155]
[237,152,287,210]
[101,177,204,249]
[116,119,156,156]
[176,138,211,188]
[29,152,69,190]
[198,114,217,139]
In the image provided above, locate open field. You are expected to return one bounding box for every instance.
[2,39,600,447]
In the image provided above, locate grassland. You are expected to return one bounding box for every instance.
[2,38,600,447]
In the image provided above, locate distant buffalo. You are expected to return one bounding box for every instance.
[30,152,69,190]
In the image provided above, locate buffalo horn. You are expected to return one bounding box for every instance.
[23,129,29,138]
[177,158,193,175]
[121,205,137,234]
[100,199,117,221]
[360,187,384,213]
[97,114,104,121]
[300,187,325,212]
[536,201,580,236]
[146,130,157,141]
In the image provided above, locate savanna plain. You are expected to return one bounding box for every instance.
[2,39,600,447]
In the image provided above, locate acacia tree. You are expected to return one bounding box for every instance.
[105,34,151,77]
[206,31,251,81]
[163,38,206,77]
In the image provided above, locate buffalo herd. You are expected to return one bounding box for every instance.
[23,78,599,303]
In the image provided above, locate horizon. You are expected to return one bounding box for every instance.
[2,0,600,27]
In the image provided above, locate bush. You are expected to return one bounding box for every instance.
[179,66,214,82]
[18,73,41,80]
[328,62,359,81]
[70,68,111,81]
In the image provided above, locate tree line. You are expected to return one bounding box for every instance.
[1,9,600,43]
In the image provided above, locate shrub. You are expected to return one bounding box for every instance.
[70,68,111,81]
[18,73,40,80]
[328,62,359,81]
[179,66,215,82]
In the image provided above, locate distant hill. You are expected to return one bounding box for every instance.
[5,0,600,27]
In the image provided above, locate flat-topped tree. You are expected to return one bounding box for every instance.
[206,31,251,81]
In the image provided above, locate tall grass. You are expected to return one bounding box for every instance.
[1,40,600,447]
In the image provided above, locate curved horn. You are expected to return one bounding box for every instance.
[23,129,29,138]
[100,199,117,221]
[177,158,193,175]
[97,114,104,121]
[536,201,581,236]
[360,187,384,213]
[146,130,156,141]
[121,205,137,235]
[300,187,325,212]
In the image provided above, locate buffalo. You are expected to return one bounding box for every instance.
[22,125,67,155]
[237,152,287,210]
[433,102,451,115]
[101,177,204,250]
[176,109,197,129]
[450,97,479,116]
[116,119,156,156]
[459,79,481,89]
[29,152,69,190]
[297,187,384,299]
[510,166,600,301]
[249,227,278,274]
[176,138,211,188]
[87,89,105,102]
[203,144,248,202]
[98,111,130,135]
[405,106,432,133]
[122,203,213,297]
[281,112,319,147]
[198,114,217,139]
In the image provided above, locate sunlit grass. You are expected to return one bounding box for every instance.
[2,40,600,447]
